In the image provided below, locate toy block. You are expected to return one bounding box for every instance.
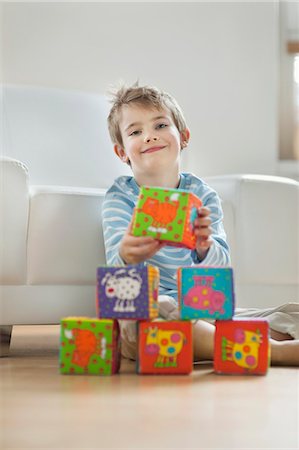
[214,319,270,375]
[132,185,202,249]
[59,317,121,375]
[137,320,193,374]
[178,266,235,320]
[96,265,159,320]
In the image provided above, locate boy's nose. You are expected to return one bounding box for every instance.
[145,136,159,143]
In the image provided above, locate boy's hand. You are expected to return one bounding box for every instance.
[194,206,213,261]
[119,219,164,265]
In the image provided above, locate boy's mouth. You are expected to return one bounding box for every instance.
[141,146,165,154]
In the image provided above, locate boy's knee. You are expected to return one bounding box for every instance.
[158,295,180,320]
[119,320,138,360]
[118,296,180,360]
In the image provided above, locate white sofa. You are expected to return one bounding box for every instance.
[1,157,298,355]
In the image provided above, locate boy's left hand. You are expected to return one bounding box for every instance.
[194,206,213,261]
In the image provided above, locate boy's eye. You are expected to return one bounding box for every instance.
[156,123,168,129]
[129,130,141,136]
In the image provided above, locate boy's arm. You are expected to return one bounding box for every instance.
[191,190,230,266]
[118,220,164,265]
[102,191,163,265]
[102,190,134,265]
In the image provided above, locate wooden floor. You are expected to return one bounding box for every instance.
[1,325,298,450]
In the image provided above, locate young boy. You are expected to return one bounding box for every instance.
[102,83,299,366]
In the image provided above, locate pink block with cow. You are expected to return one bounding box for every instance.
[214,319,270,375]
[178,266,235,320]
[137,320,193,374]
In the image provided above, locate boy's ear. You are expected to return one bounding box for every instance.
[180,128,190,149]
[114,145,129,163]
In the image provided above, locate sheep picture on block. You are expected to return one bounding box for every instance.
[59,317,121,375]
[214,319,270,375]
[178,267,235,320]
[132,186,202,249]
[137,321,193,374]
[97,265,159,319]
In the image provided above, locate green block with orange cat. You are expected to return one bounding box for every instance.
[59,317,121,375]
[132,185,202,249]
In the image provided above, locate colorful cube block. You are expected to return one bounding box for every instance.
[178,266,235,320]
[214,319,270,375]
[96,265,159,319]
[132,185,202,249]
[137,320,193,374]
[59,317,121,375]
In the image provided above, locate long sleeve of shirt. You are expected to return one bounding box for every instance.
[102,173,231,301]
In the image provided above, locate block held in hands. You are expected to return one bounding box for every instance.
[132,186,202,249]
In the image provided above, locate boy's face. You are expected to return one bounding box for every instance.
[114,104,189,180]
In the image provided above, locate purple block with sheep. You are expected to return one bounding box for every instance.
[96,265,159,320]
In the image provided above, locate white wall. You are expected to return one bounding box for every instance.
[2,2,279,186]
[279,2,299,159]
[2,84,132,188]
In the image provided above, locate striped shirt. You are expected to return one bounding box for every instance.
[102,172,230,301]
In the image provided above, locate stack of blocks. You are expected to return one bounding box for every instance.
[59,185,270,376]
[178,267,270,374]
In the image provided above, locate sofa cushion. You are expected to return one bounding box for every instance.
[27,186,106,285]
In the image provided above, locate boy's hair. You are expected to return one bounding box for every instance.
[107,82,187,148]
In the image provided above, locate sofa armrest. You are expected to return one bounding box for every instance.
[205,174,299,307]
[0,158,29,284]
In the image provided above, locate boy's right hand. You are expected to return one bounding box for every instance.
[119,219,164,265]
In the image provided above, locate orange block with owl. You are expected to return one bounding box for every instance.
[132,186,202,249]
[214,319,270,375]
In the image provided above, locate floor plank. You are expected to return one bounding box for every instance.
[1,325,298,449]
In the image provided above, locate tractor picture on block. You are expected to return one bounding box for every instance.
[59,317,121,375]
[214,319,270,375]
[178,267,235,320]
[132,185,202,249]
[97,265,159,320]
[137,321,193,375]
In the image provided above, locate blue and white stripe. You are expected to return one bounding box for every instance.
[102,172,230,301]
